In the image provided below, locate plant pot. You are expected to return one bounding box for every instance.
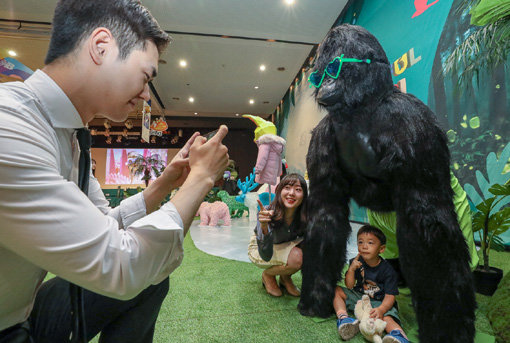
[473,266,503,296]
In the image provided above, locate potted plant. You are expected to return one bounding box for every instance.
[127,152,166,187]
[471,180,510,295]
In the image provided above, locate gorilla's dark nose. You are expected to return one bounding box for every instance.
[316,85,338,106]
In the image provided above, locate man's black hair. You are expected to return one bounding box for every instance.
[45,0,170,64]
[357,225,386,245]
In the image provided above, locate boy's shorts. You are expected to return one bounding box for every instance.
[341,287,401,324]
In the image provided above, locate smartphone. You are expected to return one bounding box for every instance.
[204,129,218,141]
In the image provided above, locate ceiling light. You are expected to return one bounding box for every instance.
[194,112,198,115]
[235,113,239,117]
[188,97,194,103]
[179,60,187,67]
[249,99,255,105]
[254,86,259,89]
[7,50,17,57]
[284,0,295,5]
[259,65,266,71]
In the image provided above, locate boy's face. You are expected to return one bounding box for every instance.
[357,232,385,261]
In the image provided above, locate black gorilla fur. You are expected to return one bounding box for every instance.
[299,24,476,342]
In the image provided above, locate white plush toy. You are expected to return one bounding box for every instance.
[354,295,387,343]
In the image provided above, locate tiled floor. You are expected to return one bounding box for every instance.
[189,216,363,262]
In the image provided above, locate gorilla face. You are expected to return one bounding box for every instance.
[311,24,393,112]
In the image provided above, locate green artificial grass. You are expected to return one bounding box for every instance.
[487,271,510,343]
[138,237,508,343]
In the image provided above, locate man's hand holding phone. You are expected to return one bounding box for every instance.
[188,125,229,185]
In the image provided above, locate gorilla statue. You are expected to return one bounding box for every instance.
[298,24,475,342]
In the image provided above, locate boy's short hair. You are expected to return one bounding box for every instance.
[357,225,386,245]
[45,0,171,64]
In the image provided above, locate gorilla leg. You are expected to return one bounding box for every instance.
[395,188,475,343]
[298,116,352,318]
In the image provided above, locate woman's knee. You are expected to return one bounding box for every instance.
[287,247,303,269]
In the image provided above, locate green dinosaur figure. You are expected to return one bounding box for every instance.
[217,190,248,218]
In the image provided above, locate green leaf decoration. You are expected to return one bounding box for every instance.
[446,129,457,143]
[443,1,510,90]
[469,116,480,129]
[464,142,510,207]
[472,211,485,233]
[489,182,510,196]
[470,0,510,26]
[490,234,506,252]
[476,196,496,213]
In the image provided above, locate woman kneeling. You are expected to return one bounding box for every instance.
[248,173,308,297]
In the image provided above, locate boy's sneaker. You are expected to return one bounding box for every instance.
[336,316,359,340]
[382,330,410,343]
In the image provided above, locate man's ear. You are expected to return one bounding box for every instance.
[88,28,114,65]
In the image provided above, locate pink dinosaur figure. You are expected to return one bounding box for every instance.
[196,201,231,226]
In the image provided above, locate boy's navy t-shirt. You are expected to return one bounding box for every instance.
[348,256,399,301]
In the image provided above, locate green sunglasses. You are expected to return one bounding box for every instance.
[308,54,371,88]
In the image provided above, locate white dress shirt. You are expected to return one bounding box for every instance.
[0,70,184,330]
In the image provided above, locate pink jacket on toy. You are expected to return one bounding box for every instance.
[254,134,286,185]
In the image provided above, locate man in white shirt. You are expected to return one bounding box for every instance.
[0,0,229,342]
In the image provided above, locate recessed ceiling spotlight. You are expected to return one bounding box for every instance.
[7,50,17,57]
[254,86,259,89]
[188,97,194,103]
[179,60,187,67]
[235,113,239,116]
[249,99,255,104]
[194,112,198,115]
[284,0,295,5]
[259,65,266,71]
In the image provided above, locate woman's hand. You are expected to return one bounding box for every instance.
[257,199,273,235]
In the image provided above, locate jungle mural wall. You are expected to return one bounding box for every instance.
[277,0,509,238]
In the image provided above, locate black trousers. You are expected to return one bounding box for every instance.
[27,277,169,343]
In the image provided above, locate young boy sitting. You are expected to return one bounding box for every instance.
[334,225,410,343]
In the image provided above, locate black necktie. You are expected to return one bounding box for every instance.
[76,128,91,194]
[70,128,91,343]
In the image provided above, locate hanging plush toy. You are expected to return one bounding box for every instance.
[298,24,475,343]
[243,115,286,186]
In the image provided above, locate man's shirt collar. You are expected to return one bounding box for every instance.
[25,69,84,129]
